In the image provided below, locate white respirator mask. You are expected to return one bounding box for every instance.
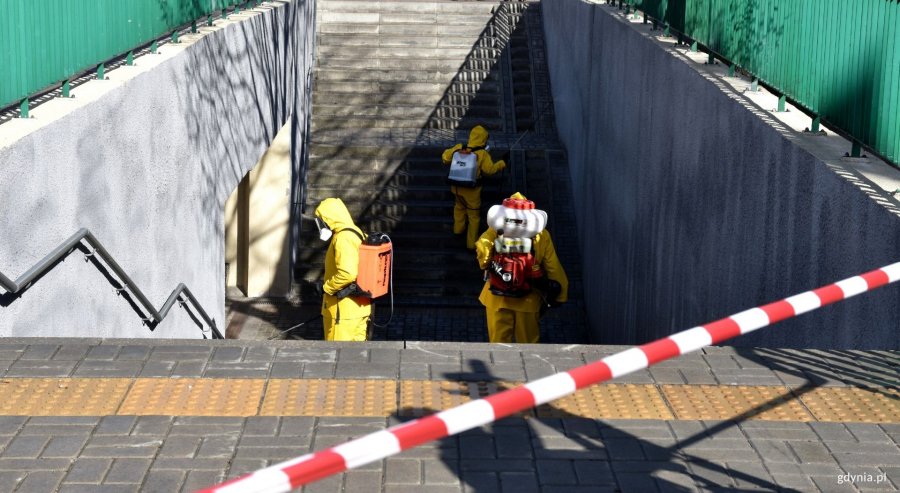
[315,217,332,242]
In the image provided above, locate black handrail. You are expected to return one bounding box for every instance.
[0,228,223,339]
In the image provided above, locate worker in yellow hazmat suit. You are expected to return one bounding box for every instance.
[314,198,371,341]
[441,125,507,249]
[475,192,568,343]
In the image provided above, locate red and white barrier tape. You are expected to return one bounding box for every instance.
[198,262,900,493]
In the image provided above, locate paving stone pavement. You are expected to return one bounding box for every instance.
[0,338,896,492]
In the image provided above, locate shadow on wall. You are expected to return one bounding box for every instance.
[395,355,890,491]
[171,0,314,335]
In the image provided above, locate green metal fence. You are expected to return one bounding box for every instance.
[630,0,900,166]
[0,0,250,112]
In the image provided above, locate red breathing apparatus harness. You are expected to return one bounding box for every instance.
[487,197,544,297]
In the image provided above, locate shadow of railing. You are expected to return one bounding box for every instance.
[0,228,222,339]
[386,352,896,491]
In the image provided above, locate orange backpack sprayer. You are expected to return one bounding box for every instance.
[356,232,392,299]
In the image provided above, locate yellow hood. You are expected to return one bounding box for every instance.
[467,125,489,148]
[315,198,357,232]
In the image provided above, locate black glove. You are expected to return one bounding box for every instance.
[314,281,324,296]
[335,282,372,300]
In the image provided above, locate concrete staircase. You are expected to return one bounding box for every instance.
[294,0,587,343]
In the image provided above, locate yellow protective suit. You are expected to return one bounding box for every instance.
[315,198,372,342]
[441,125,506,249]
[475,193,568,343]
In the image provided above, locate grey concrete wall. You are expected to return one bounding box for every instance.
[543,0,900,349]
[0,0,315,338]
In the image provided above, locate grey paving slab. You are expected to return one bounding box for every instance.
[0,346,25,361]
[181,470,225,493]
[53,346,91,361]
[84,346,120,361]
[335,362,399,379]
[385,458,421,484]
[116,346,151,361]
[4,435,49,459]
[133,416,174,436]
[302,362,337,378]
[20,345,60,360]
[80,436,163,458]
[42,436,88,458]
[58,485,141,493]
[105,458,152,483]
[72,361,144,377]
[138,361,175,377]
[0,458,72,471]
[0,417,26,435]
[345,470,384,493]
[269,362,304,378]
[171,361,207,377]
[142,469,186,492]
[63,457,111,483]
[6,360,77,377]
[16,470,65,493]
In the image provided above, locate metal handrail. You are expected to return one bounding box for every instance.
[0,228,223,339]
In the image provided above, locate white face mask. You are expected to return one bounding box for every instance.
[315,217,332,242]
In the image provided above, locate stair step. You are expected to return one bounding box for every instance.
[306,182,449,195]
[319,19,504,34]
[316,57,501,72]
[316,33,506,50]
[316,45,502,60]
[304,193,454,213]
[313,91,500,108]
[318,1,503,16]
[312,80,500,96]
[312,115,503,132]
[314,68,498,84]
[313,104,500,120]
[311,145,445,159]
[307,169,449,188]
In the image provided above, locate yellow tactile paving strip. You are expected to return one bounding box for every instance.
[0,378,897,422]
[661,385,813,421]
[400,381,526,417]
[120,378,265,416]
[796,386,900,423]
[262,379,397,416]
[0,378,131,416]
[540,384,675,420]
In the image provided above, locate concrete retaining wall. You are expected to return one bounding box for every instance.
[0,0,315,338]
[543,0,900,349]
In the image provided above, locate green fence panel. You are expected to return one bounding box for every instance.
[632,0,899,166]
[1,0,216,110]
